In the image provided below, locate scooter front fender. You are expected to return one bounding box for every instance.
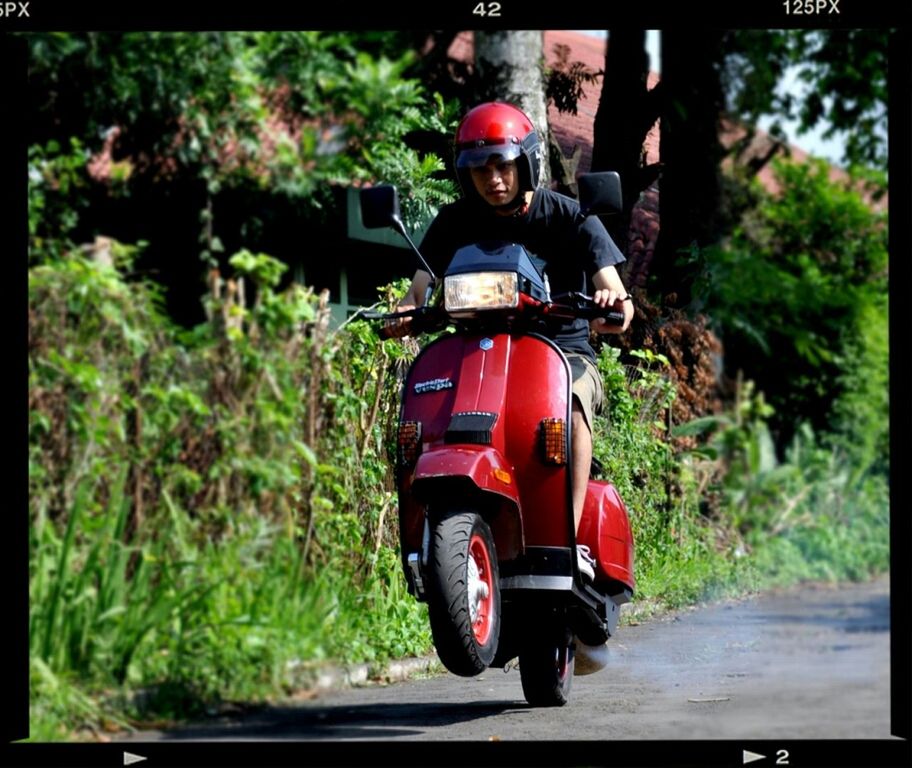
[411,445,523,560]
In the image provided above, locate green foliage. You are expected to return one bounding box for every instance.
[28,245,429,738]
[696,158,888,468]
[722,29,888,169]
[748,472,889,585]
[596,331,887,612]
[829,294,889,477]
[673,377,889,587]
[28,138,92,260]
[593,346,706,603]
[28,33,253,160]
[25,31,458,243]
[793,30,888,168]
[26,32,461,736]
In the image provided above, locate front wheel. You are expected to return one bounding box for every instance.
[426,511,501,677]
[519,624,575,706]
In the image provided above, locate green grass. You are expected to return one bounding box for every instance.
[28,496,435,740]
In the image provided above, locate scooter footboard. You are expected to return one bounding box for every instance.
[499,546,623,643]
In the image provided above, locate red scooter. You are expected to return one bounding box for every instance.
[361,174,635,706]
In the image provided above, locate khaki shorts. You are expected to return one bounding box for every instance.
[567,353,604,434]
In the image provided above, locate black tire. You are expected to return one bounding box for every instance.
[426,511,501,677]
[519,624,575,707]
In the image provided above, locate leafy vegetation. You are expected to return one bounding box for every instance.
[28,244,431,738]
[26,31,459,285]
[695,159,888,468]
[722,29,889,169]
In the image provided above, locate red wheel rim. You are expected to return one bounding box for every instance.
[468,533,495,645]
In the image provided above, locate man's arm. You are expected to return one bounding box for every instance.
[589,265,634,334]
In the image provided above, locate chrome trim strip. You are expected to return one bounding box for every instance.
[500,575,574,591]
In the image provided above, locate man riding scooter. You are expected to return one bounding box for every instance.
[386,101,634,580]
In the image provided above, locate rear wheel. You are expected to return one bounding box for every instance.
[427,511,501,676]
[519,623,575,706]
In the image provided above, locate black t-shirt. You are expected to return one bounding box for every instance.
[418,188,626,360]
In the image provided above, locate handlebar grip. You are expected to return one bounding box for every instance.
[599,309,626,325]
[569,306,626,325]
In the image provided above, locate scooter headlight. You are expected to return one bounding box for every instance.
[444,272,518,314]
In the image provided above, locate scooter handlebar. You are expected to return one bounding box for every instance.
[570,305,626,325]
[363,306,446,339]
[362,292,626,337]
[546,292,627,326]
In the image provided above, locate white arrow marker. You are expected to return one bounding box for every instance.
[743,749,766,764]
[124,752,148,766]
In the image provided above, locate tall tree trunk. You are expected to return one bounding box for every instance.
[652,29,726,308]
[474,30,551,188]
[591,30,660,254]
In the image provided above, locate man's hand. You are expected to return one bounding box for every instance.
[385,304,416,338]
[589,288,633,334]
[384,269,433,338]
[589,265,633,334]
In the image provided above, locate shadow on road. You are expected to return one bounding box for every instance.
[723,592,890,633]
[156,699,526,740]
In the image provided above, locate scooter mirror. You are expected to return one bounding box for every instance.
[358,184,438,281]
[578,172,623,217]
[359,185,401,230]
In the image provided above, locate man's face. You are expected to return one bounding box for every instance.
[469,157,520,207]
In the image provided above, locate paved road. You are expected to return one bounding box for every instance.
[121,575,894,742]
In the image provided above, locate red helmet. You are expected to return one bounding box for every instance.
[454,102,543,200]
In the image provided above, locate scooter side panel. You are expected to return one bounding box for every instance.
[502,335,573,549]
[401,334,463,442]
[577,480,636,590]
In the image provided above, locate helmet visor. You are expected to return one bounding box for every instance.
[456,143,522,169]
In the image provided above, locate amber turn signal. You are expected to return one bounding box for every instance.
[539,418,567,465]
[398,421,422,467]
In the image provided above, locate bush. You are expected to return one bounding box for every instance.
[697,158,888,467]
[28,246,428,736]
[673,381,889,586]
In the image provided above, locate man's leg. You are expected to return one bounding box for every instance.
[571,401,590,534]
[568,354,603,581]
[568,354,603,534]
